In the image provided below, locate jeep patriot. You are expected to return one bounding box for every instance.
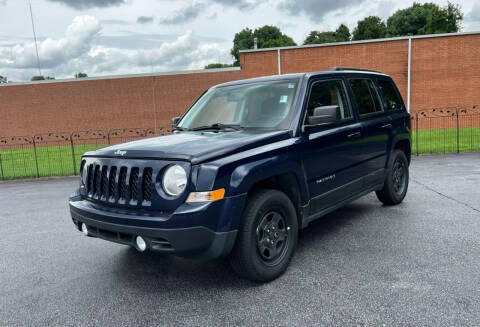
[69,68,411,281]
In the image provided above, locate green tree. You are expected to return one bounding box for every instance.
[231,25,296,65]
[335,24,351,41]
[387,2,463,37]
[204,63,234,69]
[31,76,55,81]
[304,31,337,45]
[74,72,88,78]
[353,16,387,41]
[303,24,351,45]
[0,75,7,83]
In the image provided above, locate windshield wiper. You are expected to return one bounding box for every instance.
[172,126,190,132]
[191,123,244,131]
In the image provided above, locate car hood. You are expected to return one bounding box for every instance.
[84,129,291,164]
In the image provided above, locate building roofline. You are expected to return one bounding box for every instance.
[0,66,241,87]
[239,30,480,54]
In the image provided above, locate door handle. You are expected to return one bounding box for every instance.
[381,123,393,130]
[347,132,361,139]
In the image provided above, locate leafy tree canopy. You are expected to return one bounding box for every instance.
[75,72,88,78]
[303,24,351,45]
[387,2,463,37]
[204,63,234,69]
[0,75,7,83]
[352,16,387,41]
[31,76,55,81]
[231,25,296,65]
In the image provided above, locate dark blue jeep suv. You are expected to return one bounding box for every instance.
[69,68,411,281]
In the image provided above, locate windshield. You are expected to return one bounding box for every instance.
[178,79,300,130]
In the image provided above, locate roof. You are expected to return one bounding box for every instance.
[214,69,388,88]
[0,66,242,87]
[239,30,480,54]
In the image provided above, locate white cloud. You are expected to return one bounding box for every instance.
[47,0,127,9]
[158,3,204,25]
[0,15,100,69]
[0,14,231,81]
[77,30,230,75]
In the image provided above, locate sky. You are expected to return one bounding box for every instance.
[0,0,479,82]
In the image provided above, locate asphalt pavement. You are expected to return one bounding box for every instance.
[1,153,479,326]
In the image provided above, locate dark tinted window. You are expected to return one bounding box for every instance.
[349,79,382,115]
[307,80,351,120]
[378,79,403,111]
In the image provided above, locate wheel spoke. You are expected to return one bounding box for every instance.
[267,242,278,258]
[276,229,287,241]
[258,242,269,255]
[271,213,281,225]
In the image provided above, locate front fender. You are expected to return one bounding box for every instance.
[206,138,309,205]
[228,152,307,200]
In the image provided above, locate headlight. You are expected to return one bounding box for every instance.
[162,164,187,196]
[81,163,88,185]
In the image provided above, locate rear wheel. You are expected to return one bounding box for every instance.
[376,150,409,205]
[229,189,298,282]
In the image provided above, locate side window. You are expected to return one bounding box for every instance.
[306,80,351,121]
[377,79,403,111]
[349,79,382,116]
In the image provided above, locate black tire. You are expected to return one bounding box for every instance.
[229,189,298,282]
[376,150,409,205]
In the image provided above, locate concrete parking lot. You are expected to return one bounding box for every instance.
[1,153,479,326]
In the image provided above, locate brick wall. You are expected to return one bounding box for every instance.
[1,33,479,137]
[410,34,480,110]
[0,69,245,136]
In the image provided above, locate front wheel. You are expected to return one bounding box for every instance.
[376,150,409,205]
[229,189,298,282]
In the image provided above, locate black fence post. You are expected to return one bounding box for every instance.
[456,109,460,153]
[415,112,419,156]
[70,136,77,175]
[0,153,4,180]
[32,139,40,178]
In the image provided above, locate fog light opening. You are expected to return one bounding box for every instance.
[136,236,147,252]
[81,223,89,236]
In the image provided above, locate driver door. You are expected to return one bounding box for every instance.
[300,78,364,216]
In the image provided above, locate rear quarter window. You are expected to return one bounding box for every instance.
[377,79,404,111]
[349,79,382,116]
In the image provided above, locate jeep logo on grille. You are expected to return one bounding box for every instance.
[114,149,127,156]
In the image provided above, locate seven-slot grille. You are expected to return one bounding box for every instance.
[84,162,153,206]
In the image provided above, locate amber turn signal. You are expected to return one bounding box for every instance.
[186,188,225,203]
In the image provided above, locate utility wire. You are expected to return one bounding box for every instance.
[28,0,42,76]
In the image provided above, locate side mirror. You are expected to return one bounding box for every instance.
[172,117,181,129]
[307,105,341,126]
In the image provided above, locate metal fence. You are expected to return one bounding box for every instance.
[0,127,166,180]
[1,105,479,180]
[411,105,480,155]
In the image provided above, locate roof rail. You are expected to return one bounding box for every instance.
[331,67,382,73]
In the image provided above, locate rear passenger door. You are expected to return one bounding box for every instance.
[376,77,409,144]
[347,78,391,188]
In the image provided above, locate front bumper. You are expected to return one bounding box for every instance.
[69,192,246,259]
